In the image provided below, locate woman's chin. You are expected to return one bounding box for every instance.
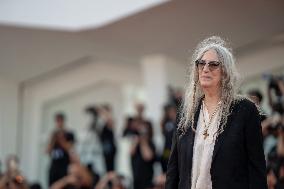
[200,83,213,89]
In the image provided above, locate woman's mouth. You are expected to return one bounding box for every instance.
[201,76,211,80]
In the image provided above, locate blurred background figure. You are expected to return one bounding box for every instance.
[149,174,166,189]
[0,155,29,189]
[85,104,117,173]
[267,165,277,189]
[130,121,155,189]
[160,104,176,173]
[122,117,139,137]
[95,172,126,189]
[50,162,93,189]
[248,89,267,121]
[46,113,77,186]
[267,75,284,115]
[98,104,117,172]
[134,104,150,124]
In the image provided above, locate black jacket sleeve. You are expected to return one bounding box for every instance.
[245,102,268,189]
[165,129,179,189]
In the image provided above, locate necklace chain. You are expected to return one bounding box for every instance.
[201,100,221,140]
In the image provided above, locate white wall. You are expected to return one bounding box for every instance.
[165,58,187,88]
[237,43,284,79]
[0,76,18,168]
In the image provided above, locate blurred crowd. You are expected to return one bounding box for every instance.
[1,74,284,189]
[257,75,284,189]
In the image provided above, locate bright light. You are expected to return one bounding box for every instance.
[0,0,168,31]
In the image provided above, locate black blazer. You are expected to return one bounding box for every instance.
[165,98,268,189]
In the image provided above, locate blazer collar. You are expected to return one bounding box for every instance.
[189,98,235,162]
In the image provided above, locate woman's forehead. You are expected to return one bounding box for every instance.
[201,49,219,61]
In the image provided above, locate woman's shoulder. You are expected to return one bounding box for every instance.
[233,95,259,113]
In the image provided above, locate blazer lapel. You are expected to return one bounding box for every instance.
[212,103,235,162]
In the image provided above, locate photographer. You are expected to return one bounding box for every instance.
[0,155,29,189]
[85,104,116,172]
[262,115,280,159]
[160,104,177,173]
[95,172,126,189]
[130,120,155,189]
[46,113,78,186]
[248,89,267,121]
[50,163,93,189]
[268,75,284,115]
[276,116,284,158]
[98,105,116,172]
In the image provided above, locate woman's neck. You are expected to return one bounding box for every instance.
[203,89,221,114]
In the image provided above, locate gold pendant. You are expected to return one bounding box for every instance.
[203,129,209,140]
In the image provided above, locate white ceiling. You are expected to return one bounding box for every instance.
[0,0,168,31]
[0,0,284,83]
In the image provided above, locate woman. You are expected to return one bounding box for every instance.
[165,36,267,189]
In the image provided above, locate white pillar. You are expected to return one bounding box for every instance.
[141,54,169,154]
[141,54,168,124]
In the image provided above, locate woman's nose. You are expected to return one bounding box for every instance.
[203,64,210,72]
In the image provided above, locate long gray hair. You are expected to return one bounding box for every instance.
[178,36,241,137]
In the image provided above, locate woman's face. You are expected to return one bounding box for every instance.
[198,49,222,90]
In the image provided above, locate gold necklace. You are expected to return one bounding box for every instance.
[201,101,221,140]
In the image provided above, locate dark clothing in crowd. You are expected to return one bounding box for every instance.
[48,131,75,186]
[276,179,284,189]
[161,119,176,172]
[100,124,116,172]
[60,185,91,189]
[131,142,155,189]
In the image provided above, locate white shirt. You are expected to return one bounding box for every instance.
[191,102,221,189]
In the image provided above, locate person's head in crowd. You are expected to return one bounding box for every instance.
[0,155,29,189]
[1,176,29,189]
[55,113,65,129]
[99,104,113,124]
[269,75,284,97]
[135,103,145,119]
[173,88,183,107]
[248,89,268,121]
[101,104,111,113]
[163,104,177,122]
[50,162,93,189]
[30,183,42,189]
[138,121,153,141]
[264,114,280,138]
[85,105,100,132]
[6,155,19,174]
[126,117,133,129]
[68,163,93,188]
[95,172,126,189]
[248,89,263,106]
[123,117,141,137]
[267,75,284,114]
[85,106,98,118]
